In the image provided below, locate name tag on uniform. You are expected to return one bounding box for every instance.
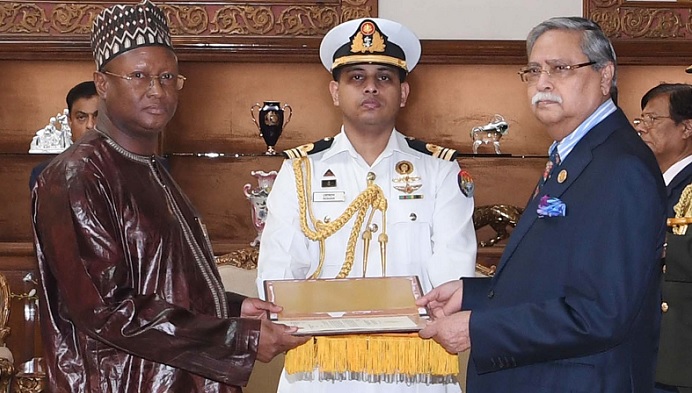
[313,191,346,202]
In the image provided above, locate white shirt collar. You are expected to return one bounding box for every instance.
[322,127,412,164]
[663,154,692,186]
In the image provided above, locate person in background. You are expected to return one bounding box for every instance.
[635,83,692,216]
[64,80,99,140]
[416,17,666,393]
[635,83,692,393]
[257,17,477,393]
[29,81,98,189]
[31,1,307,392]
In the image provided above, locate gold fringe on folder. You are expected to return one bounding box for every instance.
[285,333,459,384]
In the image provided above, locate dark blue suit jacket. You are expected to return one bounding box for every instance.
[462,109,667,393]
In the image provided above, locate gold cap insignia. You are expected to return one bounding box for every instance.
[351,21,386,54]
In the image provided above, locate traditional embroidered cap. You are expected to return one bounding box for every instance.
[91,0,173,70]
[320,18,421,75]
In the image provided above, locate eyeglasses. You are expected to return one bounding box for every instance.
[518,61,596,84]
[632,114,671,128]
[102,70,186,91]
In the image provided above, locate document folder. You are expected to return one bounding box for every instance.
[263,276,429,335]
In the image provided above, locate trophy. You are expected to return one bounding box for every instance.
[243,170,278,247]
[251,101,292,155]
[28,109,73,154]
[470,114,509,154]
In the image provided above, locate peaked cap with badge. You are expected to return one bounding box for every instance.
[91,0,173,70]
[319,18,421,76]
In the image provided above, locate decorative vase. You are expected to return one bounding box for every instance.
[251,101,292,155]
[243,170,278,247]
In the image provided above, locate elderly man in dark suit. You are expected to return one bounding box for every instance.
[416,17,666,393]
[636,83,692,393]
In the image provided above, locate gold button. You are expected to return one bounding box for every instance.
[663,264,666,274]
[662,302,669,313]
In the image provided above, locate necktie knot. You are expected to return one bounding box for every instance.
[550,148,561,166]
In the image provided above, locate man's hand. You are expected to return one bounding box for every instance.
[241,297,281,319]
[416,279,463,318]
[419,311,471,354]
[256,320,311,363]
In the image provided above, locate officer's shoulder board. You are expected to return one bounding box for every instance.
[405,137,458,161]
[282,137,334,159]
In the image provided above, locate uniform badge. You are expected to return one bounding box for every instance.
[322,169,337,188]
[393,161,422,195]
[395,160,414,175]
[351,21,386,54]
[458,170,474,198]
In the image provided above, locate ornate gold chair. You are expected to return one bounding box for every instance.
[0,274,15,392]
[13,357,45,393]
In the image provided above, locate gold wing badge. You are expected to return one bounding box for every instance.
[393,160,423,198]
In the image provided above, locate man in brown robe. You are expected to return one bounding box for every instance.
[31,1,307,391]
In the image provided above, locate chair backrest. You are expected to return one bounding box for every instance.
[0,274,9,346]
[0,274,14,393]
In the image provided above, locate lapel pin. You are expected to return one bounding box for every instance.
[557,169,567,184]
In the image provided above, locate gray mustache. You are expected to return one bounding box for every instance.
[532,92,563,105]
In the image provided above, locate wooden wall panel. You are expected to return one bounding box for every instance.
[0,155,44,242]
[166,62,556,156]
[167,62,338,154]
[0,61,96,153]
[4,60,689,157]
[168,155,284,251]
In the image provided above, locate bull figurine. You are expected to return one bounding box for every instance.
[471,114,509,154]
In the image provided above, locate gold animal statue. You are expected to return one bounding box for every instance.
[473,204,524,247]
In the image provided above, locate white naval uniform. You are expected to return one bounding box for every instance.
[257,129,477,393]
